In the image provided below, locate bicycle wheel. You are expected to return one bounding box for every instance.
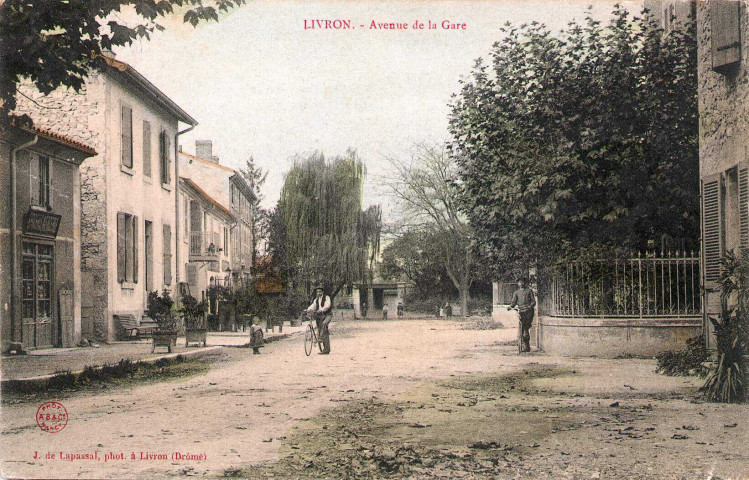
[304,324,314,356]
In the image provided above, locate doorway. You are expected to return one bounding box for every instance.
[21,242,54,349]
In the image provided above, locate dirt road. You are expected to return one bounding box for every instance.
[1,319,747,479]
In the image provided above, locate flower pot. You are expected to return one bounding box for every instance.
[152,330,178,353]
[185,328,208,347]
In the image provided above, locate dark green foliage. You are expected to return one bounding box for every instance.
[147,289,176,330]
[655,335,707,376]
[0,0,244,122]
[702,251,749,403]
[179,294,207,330]
[448,6,699,277]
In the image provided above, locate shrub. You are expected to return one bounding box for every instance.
[702,250,748,403]
[655,335,707,376]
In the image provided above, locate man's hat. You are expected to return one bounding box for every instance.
[314,284,325,291]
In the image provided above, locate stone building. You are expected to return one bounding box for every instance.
[697,0,748,350]
[178,176,235,303]
[179,141,255,286]
[1,123,97,353]
[15,55,198,342]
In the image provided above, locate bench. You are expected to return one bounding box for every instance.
[138,318,158,339]
[114,315,141,340]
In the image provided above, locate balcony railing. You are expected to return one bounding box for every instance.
[549,251,701,318]
[189,231,220,261]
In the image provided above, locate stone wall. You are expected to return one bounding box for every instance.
[697,1,749,178]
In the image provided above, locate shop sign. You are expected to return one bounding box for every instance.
[24,210,61,238]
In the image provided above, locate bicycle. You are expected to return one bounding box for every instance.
[303,312,325,356]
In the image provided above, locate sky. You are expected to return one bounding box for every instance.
[115,0,643,214]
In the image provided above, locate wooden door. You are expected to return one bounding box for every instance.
[21,242,54,349]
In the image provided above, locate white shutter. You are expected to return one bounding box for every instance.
[702,175,723,284]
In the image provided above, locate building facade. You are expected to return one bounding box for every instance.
[178,177,235,302]
[697,0,748,350]
[15,56,197,342]
[1,124,96,353]
[179,141,255,287]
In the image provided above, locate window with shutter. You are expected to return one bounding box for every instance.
[166,134,172,184]
[133,216,139,283]
[29,155,39,206]
[121,105,133,168]
[143,121,151,177]
[159,130,167,184]
[117,213,126,283]
[740,167,749,250]
[125,215,134,281]
[39,156,50,208]
[187,264,197,285]
[163,224,172,286]
[711,0,741,72]
[702,176,724,284]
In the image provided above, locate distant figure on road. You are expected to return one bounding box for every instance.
[508,278,536,352]
[306,285,332,354]
[250,323,264,354]
[382,304,388,320]
[361,301,368,319]
[397,301,404,318]
[445,302,453,318]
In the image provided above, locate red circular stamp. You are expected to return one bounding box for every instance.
[36,401,68,433]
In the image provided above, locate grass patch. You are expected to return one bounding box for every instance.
[2,354,217,402]
[655,335,707,377]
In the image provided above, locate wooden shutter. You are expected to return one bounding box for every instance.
[159,130,167,184]
[166,134,172,184]
[740,167,749,250]
[187,264,198,285]
[46,156,53,209]
[711,0,741,72]
[121,105,133,168]
[29,155,39,206]
[163,224,172,286]
[702,175,724,284]
[117,212,126,283]
[133,216,139,283]
[143,121,151,177]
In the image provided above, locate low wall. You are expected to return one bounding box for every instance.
[539,316,701,357]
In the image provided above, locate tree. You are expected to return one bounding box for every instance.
[240,156,269,268]
[380,229,447,298]
[278,150,381,299]
[448,6,699,277]
[382,143,478,317]
[0,0,244,120]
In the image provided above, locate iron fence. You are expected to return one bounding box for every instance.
[550,251,701,317]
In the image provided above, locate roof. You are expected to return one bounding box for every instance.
[10,118,97,155]
[103,56,197,126]
[180,177,235,221]
[180,150,237,173]
[180,150,257,202]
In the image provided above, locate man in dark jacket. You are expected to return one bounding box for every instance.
[508,278,536,353]
[306,285,332,354]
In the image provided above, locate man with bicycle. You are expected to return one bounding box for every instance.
[508,277,535,353]
[306,285,332,354]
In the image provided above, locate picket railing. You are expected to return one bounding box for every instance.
[549,251,701,317]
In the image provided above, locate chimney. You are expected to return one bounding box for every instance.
[196,140,219,164]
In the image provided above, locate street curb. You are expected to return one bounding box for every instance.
[1,346,224,391]
[227,330,303,348]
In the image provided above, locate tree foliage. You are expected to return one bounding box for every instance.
[448,6,699,277]
[278,150,381,298]
[0,0,244,119]
[240,156,269,267]
[383,143,481,316]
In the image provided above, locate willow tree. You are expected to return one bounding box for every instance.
[279,150,381,299]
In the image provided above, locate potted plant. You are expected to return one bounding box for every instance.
[180,294,208,347]
[147,290,177,353]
